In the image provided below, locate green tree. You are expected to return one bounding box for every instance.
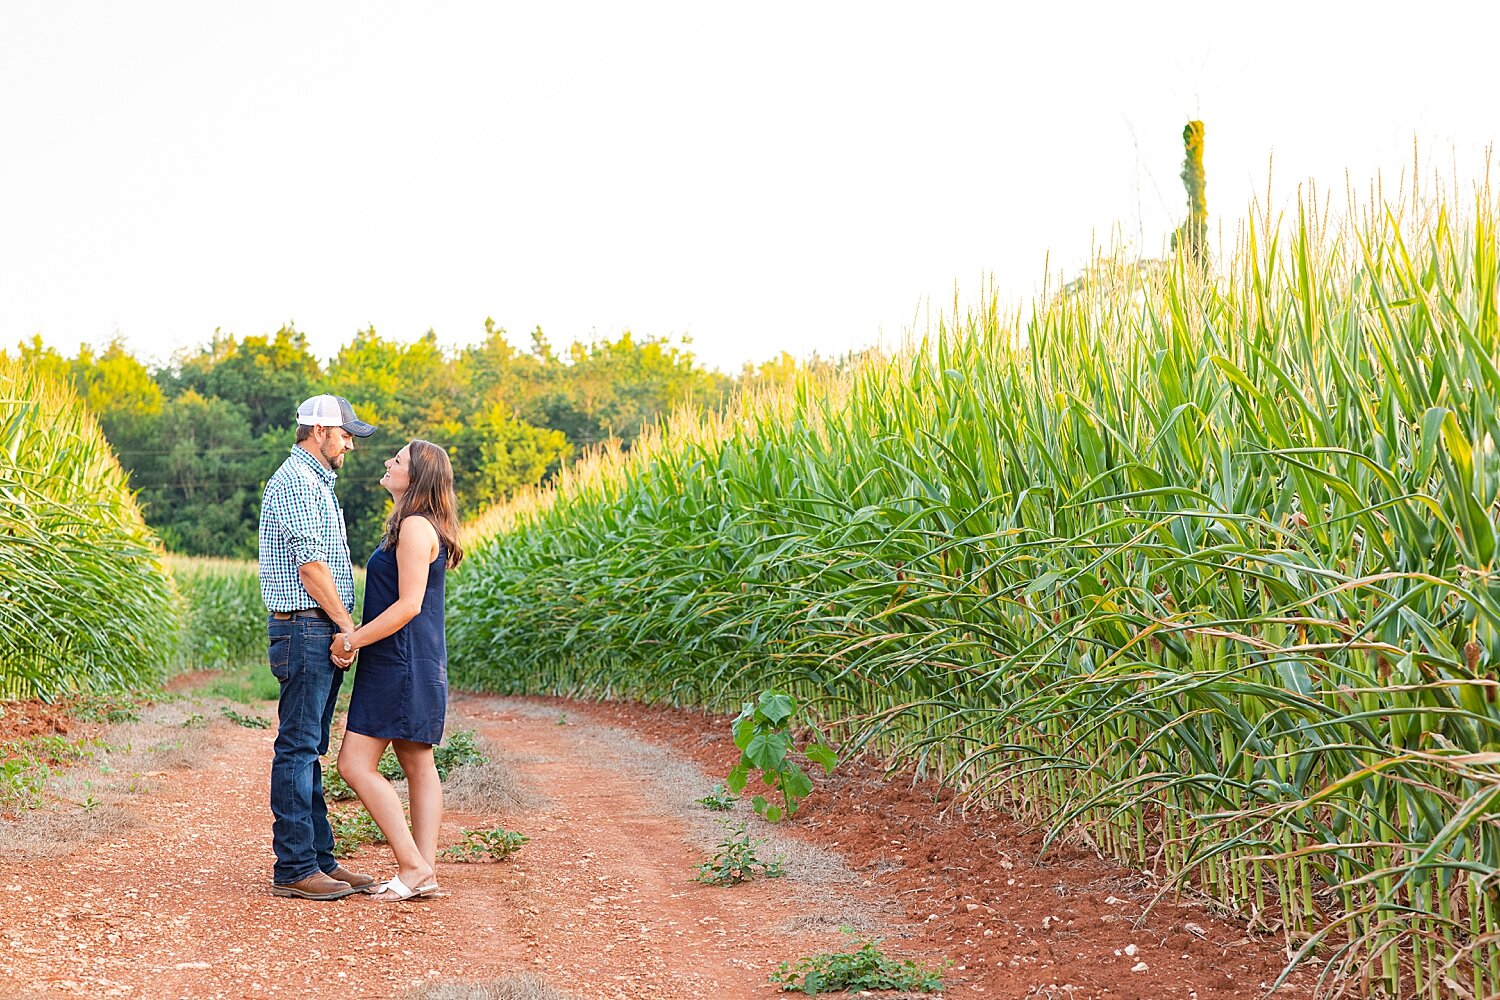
[326,327,467,554]
[166,326,323,437]
[447,403,571,513]
[1171,120,1208,265]
[130,390,272,557]
[536,332,732,449]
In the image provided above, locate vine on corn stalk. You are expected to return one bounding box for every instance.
[726,690,838,822]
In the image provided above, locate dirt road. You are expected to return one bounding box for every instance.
[1,691,1316,999]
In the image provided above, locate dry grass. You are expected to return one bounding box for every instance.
[778,907,882,934]
[402,973,581,1000]
[441,749,545,814]
[0,698,220,857]
[0,802,139,857]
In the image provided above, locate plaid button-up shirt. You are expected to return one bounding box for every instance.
[258,445,356,614]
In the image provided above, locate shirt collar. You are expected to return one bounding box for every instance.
[291,444,338,485]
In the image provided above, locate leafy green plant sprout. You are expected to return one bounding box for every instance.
[697,784,735,811]
[433,730,487,778]
[72,696,140,725]
[441,826,530,862]
[220,706,270,730]
[79,781,100,813]
[330,806,385,858]
[0,757,50,812]
[376,729,488,782]
[770,932,947,994]
[322,763,357,802]
[727,690,838,823]
[696,821,784,886]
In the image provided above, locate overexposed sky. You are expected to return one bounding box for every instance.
[2,2,1496,373]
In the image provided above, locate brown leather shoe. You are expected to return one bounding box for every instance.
[271,871,362,900]
[325,865,376,891]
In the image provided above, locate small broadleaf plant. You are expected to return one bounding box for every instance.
[726,689,839,822]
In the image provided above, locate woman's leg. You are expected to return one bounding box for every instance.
[337,731,433,894]
[393,739,443,872]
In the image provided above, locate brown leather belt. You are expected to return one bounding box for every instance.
[271,608,331,621]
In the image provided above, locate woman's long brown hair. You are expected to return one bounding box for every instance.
[380,439,464,568]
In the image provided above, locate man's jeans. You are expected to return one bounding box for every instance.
[267,615,345,885]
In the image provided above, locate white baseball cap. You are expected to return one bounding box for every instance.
[295,394,376,437]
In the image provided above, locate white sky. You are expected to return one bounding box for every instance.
[2,2,1497,374]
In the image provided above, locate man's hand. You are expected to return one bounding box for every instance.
[330,632,357,670]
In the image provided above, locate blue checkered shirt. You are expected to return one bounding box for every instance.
[258,446,356,614]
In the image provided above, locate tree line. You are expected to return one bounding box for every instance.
[9,324,855,558]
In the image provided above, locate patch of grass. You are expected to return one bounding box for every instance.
[441,826,529,862]
[0,756,50,812]
[4,734,102,767]
[331,805,385,858]
[696,821,784,886]
[440,752,541,813]
[72,695,140,725]
[199,668,281,705]
[401,973,582,1000]
[770,933,947,994]
[0,799,138,856]
[220,706,271,729]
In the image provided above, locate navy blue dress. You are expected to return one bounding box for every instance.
[346,531,448,746]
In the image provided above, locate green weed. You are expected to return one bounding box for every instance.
[330,806,385,858]
[727,690,837,823]
[0,757,50,812]
[220,706,271,729]
[697,784,735,811]
[696,822,783,886]
[770,933,946,994]
[72,695,140,725]
[434,730,487,779]
[375,729,488,782]
[323,764,357,802]
[441,826,529,862]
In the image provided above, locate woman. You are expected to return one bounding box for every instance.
[331,439,463,902]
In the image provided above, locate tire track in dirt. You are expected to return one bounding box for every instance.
[2,693,878,999]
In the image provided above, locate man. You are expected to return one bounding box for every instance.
[259,394,377,900]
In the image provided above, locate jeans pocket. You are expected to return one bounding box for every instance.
[269,633,292,682]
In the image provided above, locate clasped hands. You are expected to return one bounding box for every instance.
[330,631,357,671]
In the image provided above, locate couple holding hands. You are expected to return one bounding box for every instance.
[258,394,463,903]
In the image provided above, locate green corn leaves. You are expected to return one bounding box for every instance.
[451,184,1500,990]
[0,355,177,698]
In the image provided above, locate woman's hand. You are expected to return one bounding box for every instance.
[330,632,357,670]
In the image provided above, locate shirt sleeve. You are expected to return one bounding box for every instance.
[266,478,329,568]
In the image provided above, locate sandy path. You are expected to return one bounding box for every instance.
[2,695,864,1000]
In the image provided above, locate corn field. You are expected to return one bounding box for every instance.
[451,186,1500,994]
[163,555,269,674]
[0,355,178,698]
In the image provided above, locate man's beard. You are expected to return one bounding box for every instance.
[323,441,346,469]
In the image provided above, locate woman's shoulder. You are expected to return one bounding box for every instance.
[397,513,442,557]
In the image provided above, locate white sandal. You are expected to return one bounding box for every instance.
[372,874,439,901]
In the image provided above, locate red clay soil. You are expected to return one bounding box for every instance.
[565,696,1321,1000]
[0,700,101,749]
[0,690,1321,999]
